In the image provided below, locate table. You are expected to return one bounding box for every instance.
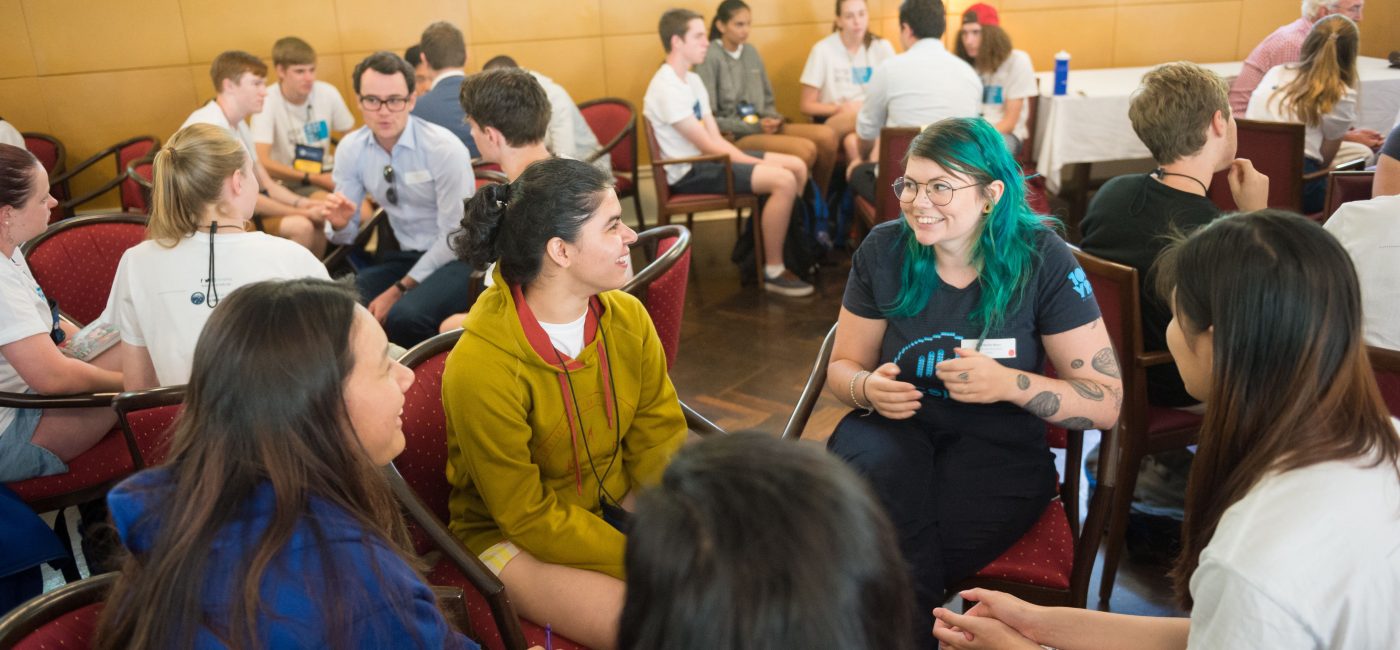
[1032,57,1400,194]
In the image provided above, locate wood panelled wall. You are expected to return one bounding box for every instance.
[1,0,1395,209]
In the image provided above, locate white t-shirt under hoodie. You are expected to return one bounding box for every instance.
[1245,65,1358,163]
[0,249,57,434]
[1187,427,1400,649]
[104,230,330,385]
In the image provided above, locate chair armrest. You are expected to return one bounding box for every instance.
[651,153,731,168]
[0,391,117,409]
[1333,157,1366,173]
[681,400,725,437]
[428,586,472,636]
[1139,350,1175,368]
[583,145,609,164]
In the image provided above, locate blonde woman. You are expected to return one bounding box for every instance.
[1246,14,1360,213]
[104,123,329,389]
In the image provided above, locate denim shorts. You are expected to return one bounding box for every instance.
[0,408,67,483]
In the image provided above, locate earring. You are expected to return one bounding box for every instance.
[983,203,993,214]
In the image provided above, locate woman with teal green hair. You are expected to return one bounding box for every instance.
[824,117,1122,649]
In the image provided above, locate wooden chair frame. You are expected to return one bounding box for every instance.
[621,224,690,298]
[0,571,115,647]
[579,97,645,230]
[112,385,187,470]
[1323,169,1376,221]
[49,135,160,218]
[20,212,149,326]
[853,127,920,232]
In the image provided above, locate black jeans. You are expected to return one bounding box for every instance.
[355,250,478,347]
[828,410,1056,650]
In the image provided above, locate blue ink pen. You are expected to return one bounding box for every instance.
[545,624,553,650]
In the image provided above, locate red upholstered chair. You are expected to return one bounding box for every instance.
[780,324,1118,607]
[1323,170,1375,221]
[113,386,186,469]
[579,98,645,230]
[1017,82,1041,170]
[22,132,69,223]
[0,571,114,649]
[49,135,160,220]
[1206,119,1364,220]
[1369,346,1400,417]
[124,154,155,215]
[1071,249,1202,610]
[853,127,920,231]
[621,225,691,369]
[20,213,147,326]
[474,164,507,191]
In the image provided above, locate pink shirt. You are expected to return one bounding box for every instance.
[1229,18,1313,117]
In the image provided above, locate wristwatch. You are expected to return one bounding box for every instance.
[301,172,311,186]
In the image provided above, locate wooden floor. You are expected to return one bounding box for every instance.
[649,208,1184,618]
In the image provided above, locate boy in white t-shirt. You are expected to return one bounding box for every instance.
[181,51,331,255]
[643,8,812,297]
[250,37,355,196]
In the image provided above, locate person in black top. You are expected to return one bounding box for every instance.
[1080,61,1268,408]
[1375,121,1400,197]
[826,117,1121,650]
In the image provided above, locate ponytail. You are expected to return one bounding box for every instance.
[455,181,512,271]
[148,124,246,246]
[1273,14,1358,128]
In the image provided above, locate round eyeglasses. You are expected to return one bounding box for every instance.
[892,177,984,206]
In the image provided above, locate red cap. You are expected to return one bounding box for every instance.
[962,3,1000,26]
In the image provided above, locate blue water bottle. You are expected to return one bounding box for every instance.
[1053,50,1070,96]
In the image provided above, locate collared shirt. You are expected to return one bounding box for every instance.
[330,116,473,282]
[430,70,466,92]
[1229,17,1312,116]
[855,39,982,142]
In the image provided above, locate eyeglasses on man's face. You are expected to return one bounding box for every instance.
[892,177,984,206]
[359,95,410,112]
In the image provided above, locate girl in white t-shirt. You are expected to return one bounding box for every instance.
[1245,14,1360,214]
[798,0,896,163]
[0,144,122,482]
[955,4,1037,156]
[930,211,1400,650]
[107,124,329,390]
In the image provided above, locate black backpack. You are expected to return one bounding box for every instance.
[730,190,823,285]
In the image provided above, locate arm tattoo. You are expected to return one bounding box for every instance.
[1070,359,1084,370]
[1054,416,1096,430]
[1092,347,1121,379]
[1024,391,1062,419]
[1017,374,1030,390]
[1067,378,1105,401]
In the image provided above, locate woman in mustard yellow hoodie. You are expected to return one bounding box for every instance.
[443,158,687,649]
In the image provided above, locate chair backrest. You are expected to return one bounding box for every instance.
[1018,79,1041,167]
[1207,119,1305,212]
[20,213,148,325]
[474,166,507,191]
[0,572,114,649]
[578,98,638,177]
[874,127,921,225]
[1369,346,1400,418]
[1070,249,1152,424]
[622,225,691,368]
[22,132,69,223]
[1324,170,1375,221]
[782,323,838,440]
[395,330,464,531]
[118,138,159,212]
[113,386,186,469]
[641,117,676,206]
[125,155,154,215]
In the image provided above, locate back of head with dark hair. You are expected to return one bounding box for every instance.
[404,44,423,67]
[210,51,268,92]
[0,143,39,210]
[659,8,703,52]
[899,0,946,40]
[420,21,467,70]
[482,54,519,71]
[353,51,416,95]
[459,68,550,146]
[453,157,612,286]
[617,432,914,650]
[708,0,750,42]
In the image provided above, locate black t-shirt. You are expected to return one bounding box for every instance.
[843,221,1101,449]
[1383,123,1400,162]
[1079,173,1219,408]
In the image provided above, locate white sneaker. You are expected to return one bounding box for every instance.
[763,270,814,297]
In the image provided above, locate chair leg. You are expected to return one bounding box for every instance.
[658,210,671,227]
[632,190,647,231]
[686,213,694,233]
[751,206,766,291]
[1098,441,1146,611]
[52,508,82,583]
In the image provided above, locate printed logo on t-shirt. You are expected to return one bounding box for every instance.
[1068,267,1093,299]
[983,85,1005,105]
[692,101,703,121]
[852,66,873,84]
[892,331,967,399]
[190,291,205,306]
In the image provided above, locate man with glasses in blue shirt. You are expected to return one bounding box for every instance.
[324,51,475,347]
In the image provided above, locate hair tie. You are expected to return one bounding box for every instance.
[492,181,513,208]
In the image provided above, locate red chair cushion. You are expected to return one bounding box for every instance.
[400,351,453,523]
[125,404,181,467]
[1376,366,1400,417]
[580,102,635,174]
[26,221,147,325]
[8,428,134,504]
[426,559,589,650]
[1146,405,1203,436]
[971,498,1073,590]
[644,237,688,369]
[11,602,103,649]
[612,175,634,196]
[118,140,157,212]
[666,193,732,207]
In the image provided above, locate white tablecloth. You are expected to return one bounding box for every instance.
[1032,57,1400,193]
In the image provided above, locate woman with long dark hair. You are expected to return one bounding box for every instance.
[618,432,914,650]
[825,117,1121,649]
[94,279,477,649]
[444,157,688,649]
[931,211,1400,649]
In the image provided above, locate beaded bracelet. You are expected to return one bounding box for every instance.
[849,370,874,415]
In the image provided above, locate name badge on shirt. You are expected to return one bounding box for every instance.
[852,66,873,84]
[404,169,433,184]
[738,101,758,125]
[692,100,703,121]
[303,119,330,142]
[293,144,325,174]
[961,338,1018,359]
[983,85,1005,105]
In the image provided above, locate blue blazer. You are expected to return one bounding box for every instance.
[412,76,479,158]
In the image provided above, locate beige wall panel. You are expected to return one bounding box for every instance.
[1000,0,1112,10]
[24,0,189,75]
[40,68,198,207]
[189,64,219,106]
[340,51,377,100]
[748,23,832,119]
[0,77,51,133]
[601,34,665,114]
[1359,2,1398,59]
[0,0,37,79]
[180,0,343,65]
[469,38,610,102]
[1114,2,1241,67]
[877,16,902,48]
[1002,7,1115,71]
[743,0,837,26]
[600,0,713,36]
[1234,0,1299,58]
[469,0,601,44]
[334,0,470,53]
